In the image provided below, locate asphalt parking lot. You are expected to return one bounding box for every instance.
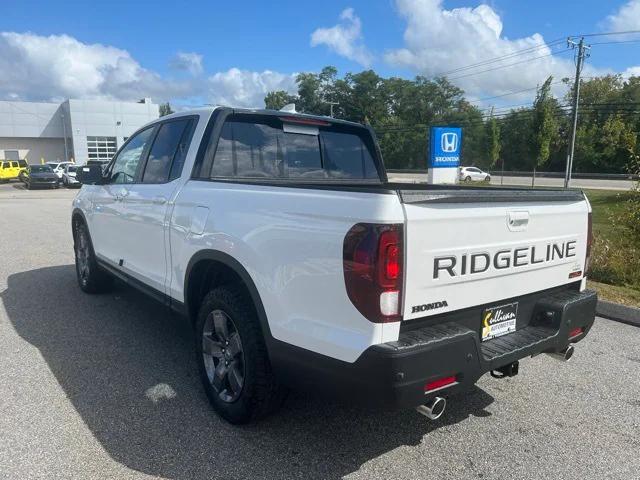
[0,181,639,480]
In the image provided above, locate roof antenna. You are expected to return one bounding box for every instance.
[279,103,296,113]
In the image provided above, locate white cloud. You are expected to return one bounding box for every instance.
[603,0,640,33]
[623,66,640,77]
[169,51,204,76]
[310,8,373,67]
[207,68,298,108]
[0,32,191,102]
[0,32,297,108]
[384,0,607,102]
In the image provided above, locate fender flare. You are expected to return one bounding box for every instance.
[184,249,274,343]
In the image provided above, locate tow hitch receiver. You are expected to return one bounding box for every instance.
[491,361,519,379]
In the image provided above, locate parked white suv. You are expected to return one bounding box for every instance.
[459,166,491,183]
[72,107,597,424]
[47,161,74,182]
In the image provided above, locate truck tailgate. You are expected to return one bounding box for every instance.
[399,188,589,321]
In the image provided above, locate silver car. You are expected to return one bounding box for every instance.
[459,166,491,183]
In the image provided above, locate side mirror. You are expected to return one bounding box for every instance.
[76,165,106,185]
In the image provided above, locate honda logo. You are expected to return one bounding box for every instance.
[441,132,458,153]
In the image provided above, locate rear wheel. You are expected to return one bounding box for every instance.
[74,221,112,293]
[464,176,471,183]
[196,286,286,424]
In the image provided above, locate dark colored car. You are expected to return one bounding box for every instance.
[24,164,59,189]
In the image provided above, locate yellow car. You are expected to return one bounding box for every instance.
[0,160,21,182]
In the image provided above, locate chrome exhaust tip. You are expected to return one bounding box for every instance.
[416,397,447,420]
[547,345,575,362]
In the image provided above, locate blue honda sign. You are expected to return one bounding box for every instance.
[429,127,462,168]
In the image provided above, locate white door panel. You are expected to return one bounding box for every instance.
[90,184,128,264]
[120,182,179,293]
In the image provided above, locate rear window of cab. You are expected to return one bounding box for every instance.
[208,114,380,181]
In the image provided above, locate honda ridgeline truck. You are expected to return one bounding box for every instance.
[72,107,597,424]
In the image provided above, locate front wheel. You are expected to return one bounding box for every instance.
[74,222,112,293]
[196,286,286,424]
[484,176,491,183]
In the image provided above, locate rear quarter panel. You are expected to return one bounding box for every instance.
[170,181,405,362]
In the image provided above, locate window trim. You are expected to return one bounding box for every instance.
[197,110,385,184]
[138,115,198,185]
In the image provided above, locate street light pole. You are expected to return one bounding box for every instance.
[564,36,590,188]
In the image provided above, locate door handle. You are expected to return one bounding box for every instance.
[152,196,167,205]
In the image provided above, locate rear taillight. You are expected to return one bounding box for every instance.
[343,223,404,323]
[585,211,593,274]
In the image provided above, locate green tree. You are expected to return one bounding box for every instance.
[264,91,297,110]
[529,77,558,184]
[482,112,501,169]
[159,102,174,116]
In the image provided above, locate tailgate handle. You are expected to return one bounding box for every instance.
[508,211,529,231]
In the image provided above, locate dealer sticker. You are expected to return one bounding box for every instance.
[481,302,518,342]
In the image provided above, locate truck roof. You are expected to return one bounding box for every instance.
[158,106,368,129]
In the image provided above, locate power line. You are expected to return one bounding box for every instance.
[590,39,640,46]
[576,30,640,38]
[447,49,572,81]
[431,38,566,77]
[469,81,566,103]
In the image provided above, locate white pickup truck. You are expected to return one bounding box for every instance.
[73,107,597,424]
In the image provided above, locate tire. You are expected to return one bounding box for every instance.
[74,221,112,293]
[484,176,491,183]
[26,182,31,190]
[464,176,471,183]
[196,286,286,424]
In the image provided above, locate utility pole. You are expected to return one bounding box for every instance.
[564,36,590,188]
[327,101,339,118]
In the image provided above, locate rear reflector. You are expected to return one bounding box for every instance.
[424,375,457,393]
[568,270,582,279]
[569,327,583,339]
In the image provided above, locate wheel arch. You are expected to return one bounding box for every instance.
[184,250,274,345]
[71,208,89,243]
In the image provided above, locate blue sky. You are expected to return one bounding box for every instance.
[1,0,639,108]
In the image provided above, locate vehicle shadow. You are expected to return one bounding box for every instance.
[2,265,494,480]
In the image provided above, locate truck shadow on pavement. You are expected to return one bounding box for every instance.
[3,265,494,480]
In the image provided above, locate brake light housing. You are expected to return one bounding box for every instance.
[343,223,404,323]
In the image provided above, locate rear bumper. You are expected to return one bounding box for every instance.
[271,288,597,409]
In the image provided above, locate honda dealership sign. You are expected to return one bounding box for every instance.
[428,126,462,184]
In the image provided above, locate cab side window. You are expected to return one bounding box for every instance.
[109,127,154,184]
[142,119,193,184]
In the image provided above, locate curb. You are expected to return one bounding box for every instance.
[596,300,640,327]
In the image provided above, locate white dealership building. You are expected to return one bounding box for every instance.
[0,98,159,164]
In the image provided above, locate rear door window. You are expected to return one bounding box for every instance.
[142,119,192,184]
[209,115,379,181]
